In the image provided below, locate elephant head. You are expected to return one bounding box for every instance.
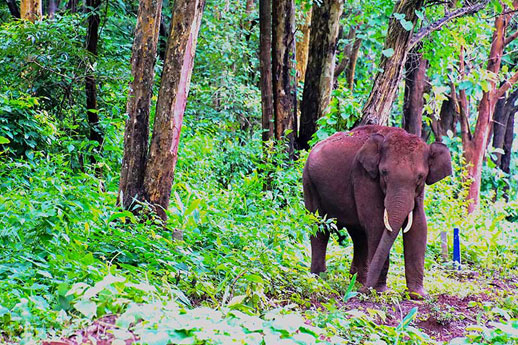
[355,131,452,289]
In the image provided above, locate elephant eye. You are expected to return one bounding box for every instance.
[417,174,424,181]
[381,169,388,176]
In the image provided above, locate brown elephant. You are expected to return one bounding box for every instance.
[303,125,452,297]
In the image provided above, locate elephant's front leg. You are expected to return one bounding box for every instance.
[310,229,330,274]
[343,227,368,285]
[402,206,428,298]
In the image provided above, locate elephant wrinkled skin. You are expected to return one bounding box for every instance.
[303,125,452,297]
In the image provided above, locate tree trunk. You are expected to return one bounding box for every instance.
[142,0,205,221]
[118,0,163,210]
[360,0,424,126]
[345,34,362,90]
[5,0,21,18]
[85,0,103,164]
[297,0,342,150]
[402,46,427,136]
[431,93,458,142]
[66,0,78,12]
[462,4,518,213]
[501,111,515,200]
[48,0,58,17]
[272,0,297,154]
[259,0,274,143]
[21,0,42,21]
[295,7,312,85]
[492,89,518,166]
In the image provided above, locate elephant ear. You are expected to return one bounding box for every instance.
[427,142,452,185]
[356,133,384,179]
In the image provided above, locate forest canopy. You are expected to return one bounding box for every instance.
[0,0,517,344]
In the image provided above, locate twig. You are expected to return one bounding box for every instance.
[409,0,490,50]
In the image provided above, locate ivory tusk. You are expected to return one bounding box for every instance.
[383,208,394,232]
[403,211,413,233]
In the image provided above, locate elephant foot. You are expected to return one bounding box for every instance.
[374,284,390,293]
[358,284,390,295]
[407,287,428,300]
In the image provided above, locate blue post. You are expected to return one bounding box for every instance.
[453,227,461,270]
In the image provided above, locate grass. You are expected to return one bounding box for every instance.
[0,131,517,344]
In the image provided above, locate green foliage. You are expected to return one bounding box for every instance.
[0,1,517,344]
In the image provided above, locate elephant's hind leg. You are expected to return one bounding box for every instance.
[310,230,330,274]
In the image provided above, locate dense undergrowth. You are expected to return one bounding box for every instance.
[1,130,517,344]
[1,2,518,344]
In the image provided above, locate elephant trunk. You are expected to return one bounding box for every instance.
[365,190,415,288]
[383,189,415,234]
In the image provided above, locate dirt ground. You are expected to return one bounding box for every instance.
[42,276,517,345]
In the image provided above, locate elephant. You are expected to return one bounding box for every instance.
[303,125,452,297]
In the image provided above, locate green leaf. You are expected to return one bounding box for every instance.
[382,48,395,57]
[0,136,10,144]
[74,299,97,319]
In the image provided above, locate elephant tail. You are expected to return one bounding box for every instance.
[303,164,320,214]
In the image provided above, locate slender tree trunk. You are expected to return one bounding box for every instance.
[272,0,297,154]
[492,89,518,165]
[297,0,342,150]
[360,0,424,126]
[142,0,205,221]
[5,0,21,18]
[21,0,42,21]
[461,4,518,213]
[295,7,312,85]
[501,111,515,200]
[118,0,163,210]
[48,0,58,17]
[259,0,274,143]
[402,45,427,136]
[66,0,78,12]
[85,0,103,163]
[345,34,362,90]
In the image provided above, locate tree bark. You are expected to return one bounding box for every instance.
[360,0,424,126]
[295,7,312,85]
[21,0,42,21]
[492,89,518,166]
[297,0,342,150]
[66,0,78,12]
[272,0,297,154]
[5,0,21,18]
[118,0,163,210]
[461,3,518,213]
[142,0,205,221]
[259,0,274,143]
[85,0,103,163]
[402,45,427,136]
[345,34,362,90]
[48,0,58,17]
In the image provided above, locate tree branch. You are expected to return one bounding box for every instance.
[504,30,518,46]
[458,46,472,144]
[494,70,518,100]
[409,0,490,50]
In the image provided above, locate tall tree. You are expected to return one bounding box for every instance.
[142,0,205,221]
[20,0,42,21]
[118,0,163,210]
[402,45,427,136]
[458,3,518,212]
[295,6,312,85]
[5,0,21,18]
[297,0,343,150]
[259,0,274,143]
[359,0,490,126]
[272,0,297,154]
[85,0,103,163]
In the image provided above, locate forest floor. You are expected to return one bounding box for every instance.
[41,272,518,345]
